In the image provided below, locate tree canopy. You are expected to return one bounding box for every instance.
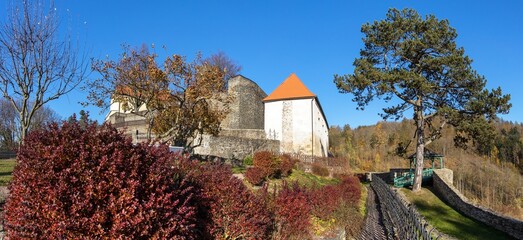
[334,8,511,191]
[85,45,234,151]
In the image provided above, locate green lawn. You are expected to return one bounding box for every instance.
[0,159,16,186]
[401,187,512,240]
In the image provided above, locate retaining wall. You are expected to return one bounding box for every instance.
[193,130,279,160]
[433,169,523,239]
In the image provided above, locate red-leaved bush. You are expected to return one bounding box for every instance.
[253,151,280,178]
[186,163,274,239]
[279,154,297,177]
[4,118,359,239]
[245,167,266,186]
[308,175,362,220]
[337,175,361,205]
[4,120,199,239]
[252,151,298,181]
[274,182,311,239]
[309,185,342,220]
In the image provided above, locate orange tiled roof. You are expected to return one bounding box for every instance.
[263,73,316,102]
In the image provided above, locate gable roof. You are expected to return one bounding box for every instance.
[263,73,316,102]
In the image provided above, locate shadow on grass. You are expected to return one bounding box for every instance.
[403,186,513,240]
[0,172,12,177]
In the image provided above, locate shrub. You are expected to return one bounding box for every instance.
[245,167,266,186]
[337,175,361,204]
[279,154,297,177]
[308,175,362,222]
[274,182,311,239]
[190,163,273,239]
[253,151,280,178]
[243,155,253,166]
[4,120,200,239]
[309,185,342,220]
[312,163,330,177]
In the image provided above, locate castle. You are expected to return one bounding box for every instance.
[106,73,329,160]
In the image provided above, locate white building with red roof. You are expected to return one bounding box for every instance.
[263,73,329,157]
[106,73,329,159]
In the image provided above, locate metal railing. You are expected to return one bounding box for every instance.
[371,175,442,239]
[393,168,434,188]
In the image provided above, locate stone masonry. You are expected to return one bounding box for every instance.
[433,169,523,239]
[106,75,281,159]
[221,75,267,130]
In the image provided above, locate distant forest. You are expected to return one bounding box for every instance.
[329,119,523,220]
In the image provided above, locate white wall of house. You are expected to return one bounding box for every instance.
[264,101,283,141]
[312,98,329,157]
[264,98,329,157]
[105,99,147,121]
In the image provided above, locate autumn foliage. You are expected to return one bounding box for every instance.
[273,182,312,239]
[245,167,266,186]
[279,154,297,177]
[309,176,361,221]
[4,120,279,239]
[86,45,233,150]
[4,120,199,239]
[188,163,274,239]
[4,120,362,239]
[253,151,280,178]
[246,151,298,185]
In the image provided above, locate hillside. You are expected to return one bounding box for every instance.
[329,119,523,220]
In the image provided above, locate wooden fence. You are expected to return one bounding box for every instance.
[371,175,443,239]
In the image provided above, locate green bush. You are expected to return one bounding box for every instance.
[243,155,253,166]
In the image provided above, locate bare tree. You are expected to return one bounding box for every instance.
[0,0,86,142]
[0,97,60,150]
[201,51,242,81]
[0,98,17,150]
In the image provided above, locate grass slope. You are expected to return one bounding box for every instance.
[401,187,512,240]
[262,169,339,192]
[0,159,16,186]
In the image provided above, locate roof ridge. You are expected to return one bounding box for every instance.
[263,73,316,102]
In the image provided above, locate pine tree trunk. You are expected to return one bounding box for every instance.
[412,108,425,192]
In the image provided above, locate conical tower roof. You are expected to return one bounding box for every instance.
[263,73,316,102]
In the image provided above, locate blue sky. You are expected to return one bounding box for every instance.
[3,0,522,127]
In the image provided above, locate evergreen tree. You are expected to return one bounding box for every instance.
[334,8,511,191]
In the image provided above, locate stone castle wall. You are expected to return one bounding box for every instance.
[106,112,150,144]
[221,75,267,130]
[433,169,523,239]
[107,75,275,157]
[195,129,279,160]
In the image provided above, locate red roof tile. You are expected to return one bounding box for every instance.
[263,73,316,102]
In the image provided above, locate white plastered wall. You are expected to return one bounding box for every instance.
[264,98,329,157]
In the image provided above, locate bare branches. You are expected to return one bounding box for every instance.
[0,0,87,141]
